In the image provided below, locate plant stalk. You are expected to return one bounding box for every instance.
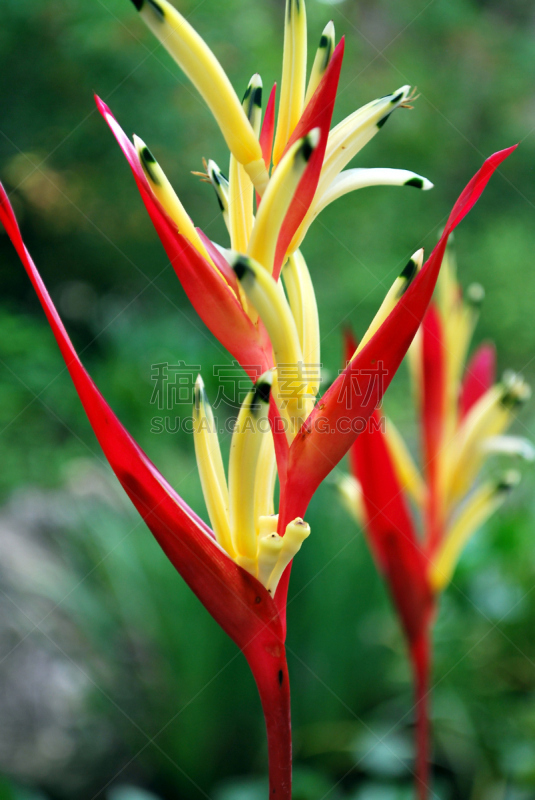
[410,626,432,800]
[245,640,292,800]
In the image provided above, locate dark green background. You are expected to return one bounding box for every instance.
[1,1,535,798]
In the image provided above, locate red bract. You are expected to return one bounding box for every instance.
[96,98,273,381]
[283,148,517,526]
[346,151,528,799]
[0,184,292,798]
[4,0,517,795]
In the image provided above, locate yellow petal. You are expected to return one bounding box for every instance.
[350,249,424,359]
[336,473,365,527]
[429,472,520,592]
[193,376,234,556]
[291,168,433,251]
[206,159,230,230]
[273,0,308,166]
[304,20,335,106]
[247,129,320,274]
[384,418,426,506]
[132,0,268,191]
[319,86,412,194]
[134,135,210,260]
[232,254,315,435]
[254,431,278,523]
[228,372,273,560]
[443,373,530,506]
[282,250,321,400]
[228,75,262,254]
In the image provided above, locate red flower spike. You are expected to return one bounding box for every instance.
[350,410,433,644]
[459,341,497,419]
[349,397,436,800]
[283,146,517,523]
[273,39,345,280]
[96,97,271,380]
[0,184,291,800]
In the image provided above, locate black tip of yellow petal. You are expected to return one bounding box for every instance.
[132,0,164,19]
[500,372,531,410]
[243,79,263,108]
[250,372,273,415]
[287,0,302,20]
[300,129,321,162]
[138,144,160,185]
[318,21,335,70]
[495,470,521,493]
[399,257,417,289]
[242,76,263,122]
[232,256,254,282]
[377,113,391,129]
[405,177,424,189]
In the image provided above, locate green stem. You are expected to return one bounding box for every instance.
[410,627,432,800]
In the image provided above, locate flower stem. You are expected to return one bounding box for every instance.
[410,627,432,800]
[244,641,292,800]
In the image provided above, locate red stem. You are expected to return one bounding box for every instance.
[410,627,432,800]
[244,641,292,800]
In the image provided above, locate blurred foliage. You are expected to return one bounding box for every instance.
[1,0,535,798]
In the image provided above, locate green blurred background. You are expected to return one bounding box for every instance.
[1,0,535,798]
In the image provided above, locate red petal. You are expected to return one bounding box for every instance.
[351,411,432,643]
[96,97,271,380]
[260,83,277,170]
[0,184,283,651]
[273,39,345,280]
[459,342,497,419]
[283,146,517,521]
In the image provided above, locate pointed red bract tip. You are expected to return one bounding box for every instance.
[260,83,277,171]
[273,38,345,279]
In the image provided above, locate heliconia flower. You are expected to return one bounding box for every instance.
[2,0,518,795]
[96,0,435,383]
[0,145,514,799]
[342,242,530,800]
